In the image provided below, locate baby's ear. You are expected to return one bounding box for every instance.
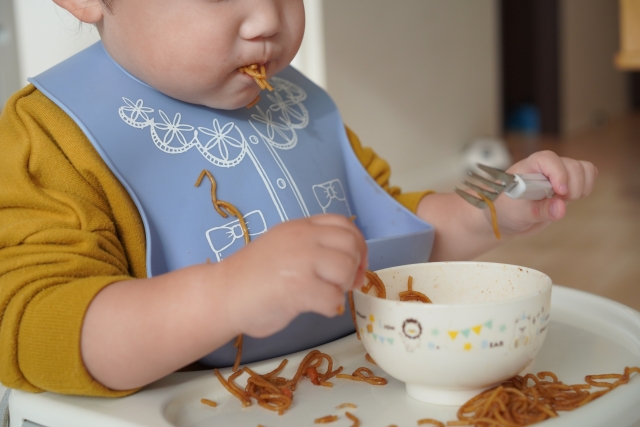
[53,0,104,24]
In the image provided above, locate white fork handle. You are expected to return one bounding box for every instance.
[505,174,555,200]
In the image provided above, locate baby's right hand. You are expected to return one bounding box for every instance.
[219,214,367,338]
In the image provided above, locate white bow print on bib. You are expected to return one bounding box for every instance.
[206,210,267,261]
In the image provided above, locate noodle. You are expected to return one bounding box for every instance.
[212,351,637,425]
[346,411,360,427]
[477,193,500,239]
[337,367,387,385]
[196,170,250,371]
[246,95,261,109]
[214,368,251,407]
[314,415,339,424]
[348,291,360,340]
[200,398,217,407]
[336,403,358,409]
[233,334,244,372]
[215,349,344,415]
[239,64,274,107]
[362,271,386,298]
[365,353,376,365]
[417,419,445,427]
[399,276,432,303]
[448,367,640,426]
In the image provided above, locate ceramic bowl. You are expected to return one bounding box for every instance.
[352,262,552,405]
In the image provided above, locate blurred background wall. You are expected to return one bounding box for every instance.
[561,0,628,134]
[2,0,100,93]
[0,0,20,107]
[323,0,501,192]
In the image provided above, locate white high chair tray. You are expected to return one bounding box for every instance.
[10,285,640,427]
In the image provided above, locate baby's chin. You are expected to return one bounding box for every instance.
[191,88,262,110]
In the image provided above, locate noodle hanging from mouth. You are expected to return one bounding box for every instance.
[239,64,274,108]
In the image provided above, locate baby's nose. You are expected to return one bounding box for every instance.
[240,1,281,40]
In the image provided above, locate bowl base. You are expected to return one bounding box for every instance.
[406,383,498,406]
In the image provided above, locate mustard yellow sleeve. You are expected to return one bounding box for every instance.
[0,85,146,397]
[345,126,434,213]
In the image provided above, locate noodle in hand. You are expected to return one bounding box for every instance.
[348,291,359,340]
[362,270,386,298]
[233,334,244,372]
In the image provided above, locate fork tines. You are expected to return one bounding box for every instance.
[454,188,487,209]
[455,166,507,209]
[462,180,500,201]
[467,171,507,193]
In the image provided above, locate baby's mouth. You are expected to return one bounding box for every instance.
[238,63,273,92]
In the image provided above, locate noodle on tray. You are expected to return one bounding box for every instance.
[193,189,638,425]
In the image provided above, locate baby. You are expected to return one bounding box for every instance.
[0,0,597,398]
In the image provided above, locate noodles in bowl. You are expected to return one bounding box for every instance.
[352,262,552,406]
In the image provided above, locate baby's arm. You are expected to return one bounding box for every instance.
[82,214,367,390]
[0,87,148,396]
[0,87,366,395]
[418,150,598,261]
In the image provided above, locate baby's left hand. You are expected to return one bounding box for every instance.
[493,150,598,237]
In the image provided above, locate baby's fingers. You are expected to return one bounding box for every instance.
[301,278,348,318]
[550,158,597,200]
[576,160,598,198]
[520,150,569,196]
[531,197,567,222]
[523,151,598,200]
[314,247,361,293]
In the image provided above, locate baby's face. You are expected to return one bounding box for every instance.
[98,0,304,109]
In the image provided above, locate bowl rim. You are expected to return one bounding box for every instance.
[355,261,552,309]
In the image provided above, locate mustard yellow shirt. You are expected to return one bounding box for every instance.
[0,85,431,397]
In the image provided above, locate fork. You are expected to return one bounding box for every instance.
[455,164,555,209]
